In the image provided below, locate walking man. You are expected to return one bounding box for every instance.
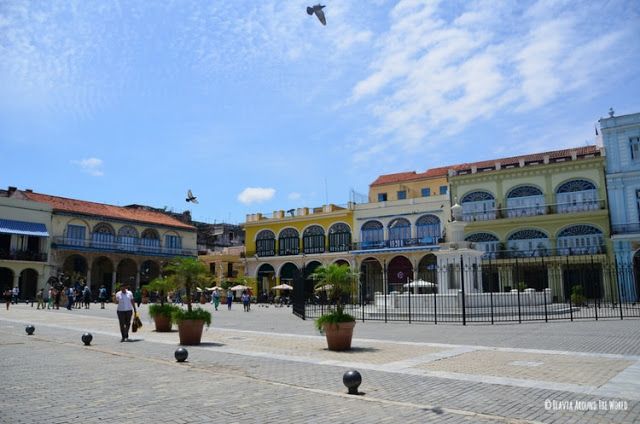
[115,283,136,342]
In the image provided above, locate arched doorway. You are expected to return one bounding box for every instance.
[388,256,413,292]
[140,260,160,286]
[62,254,88,284]
[279,262,299,285]
[91,257,115,294]
[417,254,438,292]
[117,258,138,287]
[0,267,13,293]
[303,260,322,301]
[19,269,38,300]
[256,263,276,301]
[360,257,382,301]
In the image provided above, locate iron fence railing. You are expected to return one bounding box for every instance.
[51,236,197,257]
[0,249,48,262]
[295,255,640,325]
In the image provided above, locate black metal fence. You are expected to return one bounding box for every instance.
[296,255,640,324]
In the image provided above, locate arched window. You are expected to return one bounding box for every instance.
[140,229,160,252]
[460,191,496,221]
[416,215,440,245]
[557,225,604,255]
[329,223,351,252]
[361,220,384,249]
[465,233,499,259]
[92,223,115,248]
[256,230,276,257]
[164,233,182,254]
[555,179,598,213]
[507,229,550,257]
[388,218,411,247]
[506,186,545,217]
[278,228,299,256]
[118,226,139,251]
[303,225,325,254]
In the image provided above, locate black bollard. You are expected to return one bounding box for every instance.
[25,325,35,335]
[175,347,188,362]
[81,333,93,346]
[343,370,362,395]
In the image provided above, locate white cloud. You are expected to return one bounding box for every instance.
[288,192,301,201]
[237,187,275,205]
[71,157,104,176]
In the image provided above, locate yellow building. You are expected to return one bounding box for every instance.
[199,246,247,290]
[243,204,354,299]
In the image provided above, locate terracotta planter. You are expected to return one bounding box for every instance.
[153,314,172,332]
[322,321,356,351]
[177,319,205,345]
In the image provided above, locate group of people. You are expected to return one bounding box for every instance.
[209,289,251,312]
[2,282,112,311]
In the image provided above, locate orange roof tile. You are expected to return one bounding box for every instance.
[370,167,449,187]
[21,191,195,230]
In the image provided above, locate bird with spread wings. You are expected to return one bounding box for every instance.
[186,189,198,204]
[307,4,326,26]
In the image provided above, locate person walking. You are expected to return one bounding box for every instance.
[47,287,53,309]
[66,286,74,310]
[83,284,92,309]
[226,290,233,310]
[115,284,137,342]
[241,290,250,312]
[11,286,19,304]
[133,287,142,308]
[36,289,44,310]
[98,285,107,309]
[4,289,12,310]
[212,290,220,311]
[54,287,61,309]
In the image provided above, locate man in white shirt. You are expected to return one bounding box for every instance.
[115,283,137,342]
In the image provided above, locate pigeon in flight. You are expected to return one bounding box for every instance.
[307,4,326,26]
[186,189,198,204]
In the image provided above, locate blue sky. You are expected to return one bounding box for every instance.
[1,0,639,224]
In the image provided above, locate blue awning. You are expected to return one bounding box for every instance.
[0,219,49,237]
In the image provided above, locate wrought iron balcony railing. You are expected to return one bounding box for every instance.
[51,236,197,257]
[0,249,48,262]
[611,223,640,235]
[463,199,606,222]
[479,245,606,259]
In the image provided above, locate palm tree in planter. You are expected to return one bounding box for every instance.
[164,257,212,345]
[311,263,359,351]
[145,276,179,332]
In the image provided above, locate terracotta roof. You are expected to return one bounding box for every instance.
[370,167,449,187]
[370,145,601,186]
[20,191,195,230]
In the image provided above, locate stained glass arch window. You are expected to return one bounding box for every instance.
[278,228,299,256]
[461,191,495,202]
[303,225,325,254]
[329,223,351,252]
[556,179,596,193]
[256,230,276,257]
[507,186,543,198]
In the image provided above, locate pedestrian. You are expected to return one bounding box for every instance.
[115,283,137,342]
[47,287,53,309]
[54,287,61,309]
[211,290,220,311]
[98,285,107,309]
[36,289,44,310]
[66,286,74,310]
[11,286,19,304]
[3,289,12,310]
[134,287,142,308]
[241,290,251,312]
[226,290,233,310]
[83,284,91,309]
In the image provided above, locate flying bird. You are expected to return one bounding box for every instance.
[186,189,198,204]
[307,4,326,25]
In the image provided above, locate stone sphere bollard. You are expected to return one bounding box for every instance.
[25,325,35,335]
[81,333,93,346]
[175,347,188,362]
[343,370,362,395]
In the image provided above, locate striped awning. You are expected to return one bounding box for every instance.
[0,219,49,237]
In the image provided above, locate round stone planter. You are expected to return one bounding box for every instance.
[177,319,205,345]
[322,321,356,351]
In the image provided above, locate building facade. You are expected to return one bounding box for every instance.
[4,188,197,297]
[0,195,52,298]
[601,110,640,301]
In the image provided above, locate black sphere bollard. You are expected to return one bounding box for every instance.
[81,333,93,346]
[25,325,35,335]
[343,370,362,395]
[175,347,188,362]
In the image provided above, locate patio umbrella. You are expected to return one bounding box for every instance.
[314,284,333,292]
[272,283,293,290]
[206,286,222,291]
[402,280,436,288]
[229,284,249,291]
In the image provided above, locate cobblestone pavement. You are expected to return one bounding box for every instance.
[1,304,639,423]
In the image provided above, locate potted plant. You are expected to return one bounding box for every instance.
[164,257,212,345]
[146,276,179,332]
[311,263,359,351]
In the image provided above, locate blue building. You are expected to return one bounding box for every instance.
[600,109,640,301]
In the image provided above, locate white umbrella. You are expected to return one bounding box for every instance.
[230,284,249,291]
[403,280,436,288]
[272,284,293,290]
[314,284,333,292]
[206,286,222,291]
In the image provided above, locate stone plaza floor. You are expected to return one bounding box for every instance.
[1,303,639,423]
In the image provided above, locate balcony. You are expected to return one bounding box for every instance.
[51,236,197,257]
[0,249,48,262]
[352,237,442,251]
[463,199,606,222]
[480,245,606,260]
[611,223,640,235]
